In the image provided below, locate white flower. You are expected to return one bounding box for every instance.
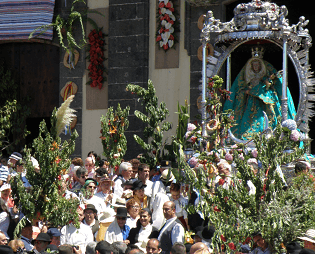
[169,27,174,33]
[168,39,174,48]
[161,20,167,26]
[160,8,166,14]
[160,41,164,47]
[165,9,172,15]
[161,31,170,41]
[170,14,176,21]
[165,22,172,30]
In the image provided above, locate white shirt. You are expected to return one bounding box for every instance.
[104,219,124,244]
[60,223,93,254]
[144,180,153,197]
[138,224,153,243]
[84,195,107,216]
[150,181,166,210]
[158,217,185,244]
[168,195,188,219]
[113,177,126,198]
[126,216,139,229]
[151,192,169,230]
[0,212,9,238]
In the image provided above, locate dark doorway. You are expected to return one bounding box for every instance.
[0,42,59,151]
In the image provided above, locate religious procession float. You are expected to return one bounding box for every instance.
[7,0,315,253]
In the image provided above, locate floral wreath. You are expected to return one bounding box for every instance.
[86,28,107,90]
[156,0,179,51]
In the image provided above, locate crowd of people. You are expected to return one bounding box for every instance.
[0,151,313,254]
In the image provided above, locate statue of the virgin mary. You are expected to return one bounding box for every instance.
[223,47,296,140]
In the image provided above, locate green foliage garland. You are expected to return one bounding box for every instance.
[126,80,172,168]
[10,99,79,236]
[100,104,130,169]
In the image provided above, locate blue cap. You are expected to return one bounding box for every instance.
[47,227,61,237]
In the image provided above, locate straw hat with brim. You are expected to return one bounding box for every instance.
[84,204,98,214]
[116,207,128,218]
[132,180,146,190]
[113,197,126,208]
[99,210,115,223]
[160,169,174,182]
[298,229,315,244]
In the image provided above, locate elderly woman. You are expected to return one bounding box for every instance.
[104,207,130,244]
[127,208,158,250]
[125,199,141,229]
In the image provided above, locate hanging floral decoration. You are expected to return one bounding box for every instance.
[86,28,107,90]
[156,0,179,51]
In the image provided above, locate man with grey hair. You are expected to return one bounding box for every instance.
[114,162,132,198]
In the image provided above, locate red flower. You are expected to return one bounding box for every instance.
[228,243,236,250]
[214,206,221,212]
[220,235,227,242]
[243,237,251,245]
[165,2,171,8]
[218,178,225,186]
[57,175,62,181]
[163,43,169,50]
[158,2,165,8]
[156,35,162,42]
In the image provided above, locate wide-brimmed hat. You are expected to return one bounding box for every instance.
[160,169,174,182]
[116,207,128,218]
[34,233,51,242]
[132,180,146,190]
[298,229,315,243]
[195,225,215,242]
[84,204,98,214]
[99,209,115,223]
[112,197,126,208]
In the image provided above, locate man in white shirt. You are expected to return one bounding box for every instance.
[158,201,184,254]
[60,207,93,253]
[114,162,132,198]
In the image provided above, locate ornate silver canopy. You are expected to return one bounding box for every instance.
[200,0,314,134]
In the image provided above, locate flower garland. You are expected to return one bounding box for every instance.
[156,0,179,51]
[86,28,107,90]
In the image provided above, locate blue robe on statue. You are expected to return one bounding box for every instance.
[223,58,296,140]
